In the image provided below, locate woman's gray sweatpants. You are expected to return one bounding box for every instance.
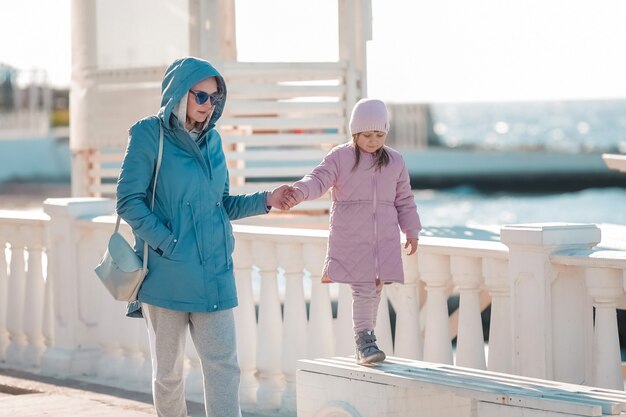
[143,304,242,417]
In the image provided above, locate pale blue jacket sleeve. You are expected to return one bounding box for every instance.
[222,169,270,220]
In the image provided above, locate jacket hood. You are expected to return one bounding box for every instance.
[157,57,226,131]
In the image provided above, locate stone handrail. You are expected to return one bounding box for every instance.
[0,199,624,415]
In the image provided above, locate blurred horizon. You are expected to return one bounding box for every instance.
[1,0,626,103]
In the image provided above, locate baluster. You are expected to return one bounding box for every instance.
[420,253,453,364]
[334,284,354,356]
[253,240,284,409]
[92,229,125,381]
[233,238,258,405]
[585,267,623,390]
[185,333,203,402]
[117,318,147,391]
[6,236,27,365]
[451,255,486,369]
[392,253,422,359]
[0,235,9,361]
[22,230,47,367]
[42,245,54,361]
[304,243,334,359]
[278,242,306,412]
[483,258,511,373]
[376,287,393,355]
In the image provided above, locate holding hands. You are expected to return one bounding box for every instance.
[267,185,304,210]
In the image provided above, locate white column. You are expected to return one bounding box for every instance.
[190,0,237,63]
[253,240,284,410]
[501,223,600,380]
[40,197,115,377]
[304,243,334,359]
[420,254,453,364]
[233,238,258,405]
[70,0,98,197]
[451,255,486,369]
[278,242,306,413]
[483,258,511,373]
[585,267,623,390]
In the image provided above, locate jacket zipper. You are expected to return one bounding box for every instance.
[372,170,379,280]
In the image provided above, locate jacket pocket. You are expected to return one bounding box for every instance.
[218,205,234,269]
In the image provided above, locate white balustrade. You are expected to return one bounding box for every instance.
[502,224,601,382]
[1,200,626,417]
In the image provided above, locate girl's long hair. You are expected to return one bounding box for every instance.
[351,134,390,171]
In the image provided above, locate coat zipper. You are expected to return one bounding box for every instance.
[372,170,379,280]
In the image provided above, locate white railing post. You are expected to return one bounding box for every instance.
[585,267,623,390]
[483,258,511,373]
[278,241,306,413]
[334,284,354,356]
[420,253,453,364]
[21,228,47,367]
[304,243,334,359]
[5,232,27,365]
[253,240,284,410]
[0,235,8,361]
[233,238,258,405]
[41,197,115,377]
[389,253,422,360]
[451,255,486,369]
[501,223,600,381]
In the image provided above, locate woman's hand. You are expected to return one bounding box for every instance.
[267,185,296,210]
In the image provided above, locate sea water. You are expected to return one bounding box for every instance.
[415,186,626,227]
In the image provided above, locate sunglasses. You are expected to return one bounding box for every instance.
[189,90,222,106]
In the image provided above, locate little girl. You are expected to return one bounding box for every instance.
[283,98,421,364]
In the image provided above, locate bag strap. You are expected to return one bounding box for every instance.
[115,123,164,273]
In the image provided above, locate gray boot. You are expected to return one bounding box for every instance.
[355,329,386,365]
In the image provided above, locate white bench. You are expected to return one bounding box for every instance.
[297,357,626,417]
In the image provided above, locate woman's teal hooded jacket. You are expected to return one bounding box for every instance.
[117,57,269,314]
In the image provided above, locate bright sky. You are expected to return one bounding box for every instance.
[1,0,626,102]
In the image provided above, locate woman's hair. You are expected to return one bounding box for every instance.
[351,133,390,171]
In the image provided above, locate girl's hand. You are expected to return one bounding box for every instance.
[282,187,305,209]
[404,238,418,256]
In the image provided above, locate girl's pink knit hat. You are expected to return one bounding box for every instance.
[349,98,390,135]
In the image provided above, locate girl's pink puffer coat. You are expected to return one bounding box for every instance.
[294,143,421,284]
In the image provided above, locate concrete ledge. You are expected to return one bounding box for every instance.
[297,357,626,417]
